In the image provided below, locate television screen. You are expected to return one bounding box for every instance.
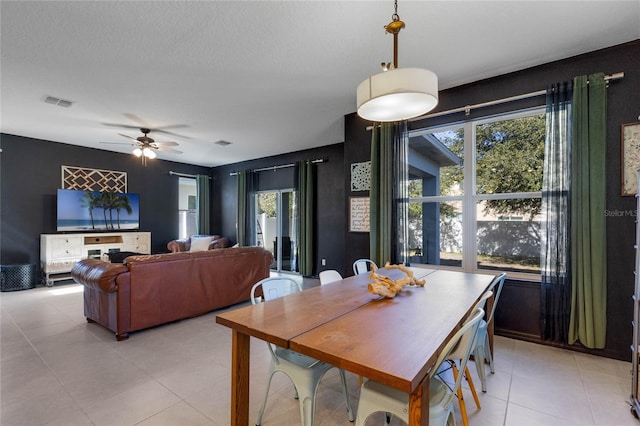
[57,189,140,232]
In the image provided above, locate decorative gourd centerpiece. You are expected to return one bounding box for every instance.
[368,262,426,298]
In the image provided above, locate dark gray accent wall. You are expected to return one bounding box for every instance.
[210,143,346,276]
[344,40,640,361]
[0,134,210,273]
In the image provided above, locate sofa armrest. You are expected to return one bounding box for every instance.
[71,259,128,293]
[167,239,190,252]
[209,237,230,249]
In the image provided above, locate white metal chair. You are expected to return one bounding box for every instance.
[352,258,377,275]
[437,290,493,426]
[355,307,485,426]
[473,272,506,392]
[319,269,343,285]
[250,277,355,426]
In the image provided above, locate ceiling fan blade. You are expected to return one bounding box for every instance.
[153,141,179,146]
[118,133,138,140]
[122,113,149,128]
[150,128,191,139]
[99,141,134,146]
[157,147,183,154]
[102,122,142,130]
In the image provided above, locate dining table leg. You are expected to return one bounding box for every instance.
[408,376,430,425]
[230,329,250,426]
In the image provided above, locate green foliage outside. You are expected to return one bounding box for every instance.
[409,114,545,219]
[408,114,545,271]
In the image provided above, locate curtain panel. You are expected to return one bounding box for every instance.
[540,81,572,343]
[196,174,210,236]
[568,73,607,349]
[370,121,408,266]
[370,123,394,266]
[236,171,248,246]
[297,160,315,276]
[393,121,409,265]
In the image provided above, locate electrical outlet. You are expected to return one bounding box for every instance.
[321,258,326,266]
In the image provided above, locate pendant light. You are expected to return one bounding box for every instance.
[356,0,438,122]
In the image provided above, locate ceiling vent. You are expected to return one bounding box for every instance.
[43,95,73,108]
[214,140,232,146]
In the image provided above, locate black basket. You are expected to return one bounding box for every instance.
[0,264,36,292]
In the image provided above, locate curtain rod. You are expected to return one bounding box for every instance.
[366,71,624,130]
[169,171,211,179]
[412,71,624,121]
[229,158,325,176]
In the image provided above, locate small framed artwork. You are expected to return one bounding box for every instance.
[349,197,370,232]
[621,122,640,196]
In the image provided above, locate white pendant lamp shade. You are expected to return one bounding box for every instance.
[357,67,438,122]
[133,147,143,157]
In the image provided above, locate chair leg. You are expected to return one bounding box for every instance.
[452,363,470,426]
[338,369,356,421]
[297,386,316,426]
[256,370,276,426]
[464,366,481,410]
[474,345,487,393]
[486,335,496,374]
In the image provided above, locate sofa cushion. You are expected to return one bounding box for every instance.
[190,236,214,252]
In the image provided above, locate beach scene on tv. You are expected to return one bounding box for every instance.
[57,189,140,232]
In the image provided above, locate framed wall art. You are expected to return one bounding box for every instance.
[349,196,370,232]
[621,122,640,196]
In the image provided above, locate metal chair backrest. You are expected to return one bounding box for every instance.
[486,273,506,323]
[432,307,484,408]
[250,277,302,304]
[353,259,377,275]
[319,269,343,285]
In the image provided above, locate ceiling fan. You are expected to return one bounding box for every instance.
[101,128,183,164]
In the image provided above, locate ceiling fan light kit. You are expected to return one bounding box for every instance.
[101,126,182,165]
[356,0,439,122]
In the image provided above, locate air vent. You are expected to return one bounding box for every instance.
[214,140,232,146]
[43,95,73,108]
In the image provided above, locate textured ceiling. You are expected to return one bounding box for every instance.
[1,1,639,167]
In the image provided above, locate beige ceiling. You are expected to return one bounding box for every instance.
[1,1,639,167]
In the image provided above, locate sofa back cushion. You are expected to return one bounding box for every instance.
[123,247,272,330]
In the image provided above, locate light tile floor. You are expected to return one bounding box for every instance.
[0,280,635,426]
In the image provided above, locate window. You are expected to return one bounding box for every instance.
[178,177,197,239]
[407,109,544,277]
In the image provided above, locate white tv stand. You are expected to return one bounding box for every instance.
[40,231,151,286]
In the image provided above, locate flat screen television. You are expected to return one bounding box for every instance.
[57,189,140,232]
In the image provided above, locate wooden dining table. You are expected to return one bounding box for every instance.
[215,267,496,426]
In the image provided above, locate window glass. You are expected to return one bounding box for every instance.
[407,109,544,277]
[407,200,462,267]
[475,114,545,196]
[476,200,541,274]
[409,127,464,197]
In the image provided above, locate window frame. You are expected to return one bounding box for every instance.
[407,107,545,280]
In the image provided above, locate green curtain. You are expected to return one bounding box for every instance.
[297,160,314,276]
[196,174,210,235]
[568,73,607,349]
[236,171,247,246]
[370,122,394,266]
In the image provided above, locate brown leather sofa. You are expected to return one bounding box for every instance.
[71,246,272,340]
[167,234,231,252]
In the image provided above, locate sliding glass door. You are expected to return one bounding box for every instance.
[255,190,298,273]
